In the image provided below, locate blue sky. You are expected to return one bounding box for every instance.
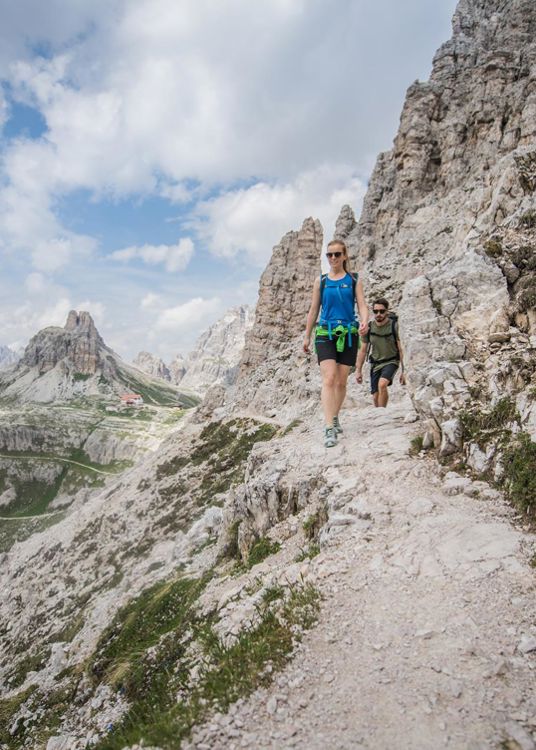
[0,0,458,362]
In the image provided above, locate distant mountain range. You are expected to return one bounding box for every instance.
[0,310,196,407]
[0,344,21,370]
[133,305,253,394]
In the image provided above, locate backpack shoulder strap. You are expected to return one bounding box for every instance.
[319,273,328,307]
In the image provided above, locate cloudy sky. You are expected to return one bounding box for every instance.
[0,0,458,362]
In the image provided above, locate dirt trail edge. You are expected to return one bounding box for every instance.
[186,395,536,750]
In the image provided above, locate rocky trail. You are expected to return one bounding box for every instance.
[184,393,536,750]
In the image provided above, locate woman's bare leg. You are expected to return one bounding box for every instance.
[319,360,339,426]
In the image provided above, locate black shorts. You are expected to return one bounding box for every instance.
[370,362,399,394]
[316,335,358,366]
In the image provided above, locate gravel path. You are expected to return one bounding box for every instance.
[185,396,536,750]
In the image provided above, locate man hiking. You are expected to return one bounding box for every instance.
[355,297,405,407]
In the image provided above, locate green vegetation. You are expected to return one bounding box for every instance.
[511,244,536,271]
[303,507,328,541]
[409,435,424,455]
[73,372,92,382]
[247,537,281,568]
[190,419,277,505]
[88,576,319,750]
[483,238,503,258]
[519,209,536,229]
[516,275,536,312]
[280,419,302,436]
[5,647,51,690]
[295,542,321,561]
[459,397,519,447]
[501,432,536,520]
[116,368,199,408]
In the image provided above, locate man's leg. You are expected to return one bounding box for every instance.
[376,364,398,407]
[371,367,380,407]
[377,377,390,408]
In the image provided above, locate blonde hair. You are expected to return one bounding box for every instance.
[327,239,351,273]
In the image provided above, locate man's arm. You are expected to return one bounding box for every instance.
[397,336,406,385]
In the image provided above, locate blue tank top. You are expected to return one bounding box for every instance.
[320,273,357,325]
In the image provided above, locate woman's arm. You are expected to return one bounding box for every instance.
[355,277,369,335]
[303,277,321,353]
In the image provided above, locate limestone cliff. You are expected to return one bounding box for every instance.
[335,0,535,455]
[179,305,253,394]
[234,218,323,418]
[132,351,172,382]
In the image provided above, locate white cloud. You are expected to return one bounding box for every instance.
[192,165,366,265]
[24,272,47,293]
[110,238,194,272]
[0,86,8,128]
[155,297,221,330]
[141,292,161,309]
[76,300,106,327]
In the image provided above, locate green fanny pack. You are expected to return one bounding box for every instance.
[315,323,358,353]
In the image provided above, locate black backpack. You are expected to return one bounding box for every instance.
[366,313,400,364]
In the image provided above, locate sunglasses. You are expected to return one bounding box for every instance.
[326,251,343,258]
[373,309,387,315]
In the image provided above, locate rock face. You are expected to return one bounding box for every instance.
[0,311,192,406]
[234,218,323,417]
[132,351,172,382]
[134,307,253,395]
[179,305,253,393]
[22,310,106,376]
[337,0,536,441]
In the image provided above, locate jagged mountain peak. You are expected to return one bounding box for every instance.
[64,309,101,336]
[1,311,194,406]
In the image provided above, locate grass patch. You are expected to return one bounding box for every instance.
[459,397,519,447]
[280,419,302,436]
[5,647,51,689]
[500,432,536,520]
[409,435,424,455]
[92,581,320,750]
[483,238,503,258]
[90,575,210,689]
[247,537,281,568]
[519,209,536,229]
[73,372,92,382]
[295,542,321,561]
[302,507,328,541]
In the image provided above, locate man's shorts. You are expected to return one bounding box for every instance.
[316,334,358,366]
[370,362,399,394]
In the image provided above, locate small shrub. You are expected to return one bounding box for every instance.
[500,432,536,519]
[519,210,536,229]
[295,542,321,562]
[459,397,519,445]
[247,537,281,568]
[484,238,503,258]
[409,435,424,455]
[302,506,328,541]
[280,419,302,436]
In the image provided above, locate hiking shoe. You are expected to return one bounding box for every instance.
[324,426,337,448]
[333,415,343,435]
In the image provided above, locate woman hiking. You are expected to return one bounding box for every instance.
[303,239,369,447]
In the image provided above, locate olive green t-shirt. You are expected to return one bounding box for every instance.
[363,320,399,372]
